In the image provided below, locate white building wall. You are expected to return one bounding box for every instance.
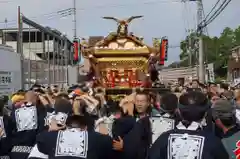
[0,44,22,94]
[4,40,69,87]
[6,41,54,60]
[68,66,77,86]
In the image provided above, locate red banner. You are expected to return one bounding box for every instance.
[73,41,79,61]
[159,38,168,65]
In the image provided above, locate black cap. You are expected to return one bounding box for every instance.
[178,91,209,122]
[54,99,73,114]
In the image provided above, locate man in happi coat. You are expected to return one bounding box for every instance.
[28,98,72,159]
[151,93,179,144]
[36,115,113,159]
[10,91,46,159]
[113,91,152,159]
[212,99,240,158]
[0,97,13,159]
[149,91,229,159]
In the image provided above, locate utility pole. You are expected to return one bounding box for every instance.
[187,29,192,67]
[4,18,7,29]
[73,0,79,82]
[17,6,24,89]
[197,0,205,83]
[73,0,77,39]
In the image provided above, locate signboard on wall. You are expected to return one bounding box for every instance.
[206,63,215,82]
[0,71,13,95]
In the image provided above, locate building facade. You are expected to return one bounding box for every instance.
[228,45,240,83]
[159,66,198,83]
[0,28,75,87]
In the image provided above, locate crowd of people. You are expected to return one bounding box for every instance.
[0,79,240,159]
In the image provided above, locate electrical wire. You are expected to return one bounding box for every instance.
[182,1,193,66]
[198,0,223,28]
[0,0,11,3]
[0,0,181,49]
[204,0,221,20]
[0,0,181,24]
[182,2,191,34]
[187,1,197,31]
[0,12,60,24]
[200,1,209,35]
[200,1,209,64]
[199,0,232,29]
[203,0,231,27]
[203,0,228,24]
[76,0,180,11]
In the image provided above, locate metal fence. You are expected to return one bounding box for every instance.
[17,7,73,90]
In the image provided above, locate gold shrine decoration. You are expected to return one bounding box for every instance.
[103,68,140,88]
[97,57,147,62]
[102,16,143,36]
[94,46,150,54]
[96,57,148,71]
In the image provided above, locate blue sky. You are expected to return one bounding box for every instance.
[0,0,239,65]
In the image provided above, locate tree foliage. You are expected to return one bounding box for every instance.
[170,26,240,77]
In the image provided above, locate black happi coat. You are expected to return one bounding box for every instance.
[112,115,136,140]
[36,129,113,159]
[0,115,13,158]
[111,116,136,159]
[151,112,176,145]
[38,105,54,131]
[121,116,152,159]
[28,109,69,159]
[204,108,214,132]
[10,104,46,159]
[28,144,48,159]
[149,123,229,159]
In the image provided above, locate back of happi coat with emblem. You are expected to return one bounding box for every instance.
[151,115,175,144]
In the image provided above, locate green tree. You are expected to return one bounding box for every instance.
[234,26,240,44]
[171,26,240,78]
[179,32,198,67]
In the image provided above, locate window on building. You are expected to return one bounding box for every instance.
[22,31,44,42]
[5,32,17,41]
[233,68,240,80]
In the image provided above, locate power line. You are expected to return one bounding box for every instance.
[199,0,232,30]
[204,0,221,20]
[0,11,60,24]
[76,0,180,11]
[198,0,224,28]
[169,45,180,48]
[200,2,209,65]
[182,1,191,33]
[204,0,231,26]
[0,0,11,3]
[200,1,209,35]
[0,0,181,24]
